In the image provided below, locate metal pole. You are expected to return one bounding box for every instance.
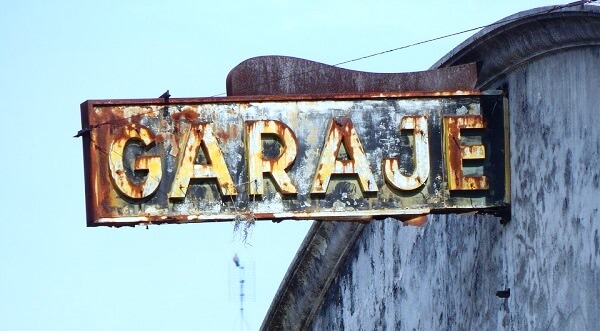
[240,265,244,328]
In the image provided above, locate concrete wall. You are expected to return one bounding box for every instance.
[310,37,600,331]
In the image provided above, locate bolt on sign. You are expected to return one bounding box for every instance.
[79,91,509,227]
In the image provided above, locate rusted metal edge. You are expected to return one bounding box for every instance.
[93,206,511,227]
[80,101,95,227]
[95,209,431,227]
[93,207,515,227]
[81,90,485,108]
[79,90,486,135]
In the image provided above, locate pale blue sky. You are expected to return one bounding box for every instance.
[0,1,562,330]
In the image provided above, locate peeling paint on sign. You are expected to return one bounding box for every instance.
[79,91,508,227]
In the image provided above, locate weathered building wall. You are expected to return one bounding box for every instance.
[310,26,600,331]
[503,46,600,330]
[310,215,505,330]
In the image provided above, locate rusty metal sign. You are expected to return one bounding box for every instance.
[79,91,508,227]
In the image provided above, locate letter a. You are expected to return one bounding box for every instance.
[311,117,378,194]
[169,123,237,198]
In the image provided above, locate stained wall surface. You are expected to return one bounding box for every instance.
[310,44,600,330]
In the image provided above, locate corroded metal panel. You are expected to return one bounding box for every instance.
[79,91,507,226]
[226,57,478,95]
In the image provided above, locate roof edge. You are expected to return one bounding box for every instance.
[432,4,600,87]
[260,221,366,330]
